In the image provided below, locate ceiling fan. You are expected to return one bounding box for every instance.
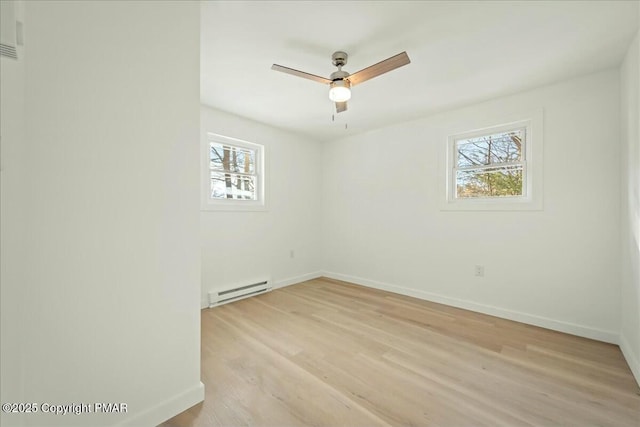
[271,51,411,113]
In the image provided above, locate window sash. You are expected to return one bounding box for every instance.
[455,127,526,168]
[210,172,258,200]
[209,144,257,174]
[455,165,525,198]
[452,126,528,200]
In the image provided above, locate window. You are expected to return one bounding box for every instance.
[202,133,266,210]
[454,127,525,199]
[443,114,542,210]
[210,143,257,200]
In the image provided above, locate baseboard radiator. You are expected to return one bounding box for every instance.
[208,280,271,308]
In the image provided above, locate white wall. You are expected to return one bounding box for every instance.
[1,1,26,424]
[620,25,640,383]
[1,2,203,426]
[322,70,622,343]
[200,107,323,307]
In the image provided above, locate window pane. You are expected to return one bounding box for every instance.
[211,171,257,200]
[210,143,256,174]
[456,165,523,198]
[456,129,524,167]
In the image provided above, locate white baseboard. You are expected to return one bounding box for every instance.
[117,381,204,427]
[272,271,323,289]
[321,271,619,344]
[620,334,640,387]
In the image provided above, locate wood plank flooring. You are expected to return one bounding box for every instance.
[160,277,640,427]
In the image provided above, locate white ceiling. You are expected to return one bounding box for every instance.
[201,1,639,142]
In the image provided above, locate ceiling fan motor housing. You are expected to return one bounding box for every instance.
[331,51,348,67]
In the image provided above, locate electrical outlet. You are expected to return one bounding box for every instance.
[474,265,484,277]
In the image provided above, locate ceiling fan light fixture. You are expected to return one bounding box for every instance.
[329,79,351,102]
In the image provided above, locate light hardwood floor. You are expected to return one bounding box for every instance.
[161,277,640,427]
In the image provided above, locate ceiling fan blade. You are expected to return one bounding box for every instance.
[347,51,411,86]
[271,64,332,84]
[335,101,347,113]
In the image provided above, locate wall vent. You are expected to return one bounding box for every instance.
[208,280,271,308]
[1,1,18,59]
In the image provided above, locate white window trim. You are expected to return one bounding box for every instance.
[441,111,543,211]
[201,133,268,211]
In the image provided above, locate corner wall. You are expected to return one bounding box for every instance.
[200,107,323,308]
[322,70,622,343]
[3,2,203,426]
[620,25,640,384]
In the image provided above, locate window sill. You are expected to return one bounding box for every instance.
[440,197,542,211]
[201,201,268,212]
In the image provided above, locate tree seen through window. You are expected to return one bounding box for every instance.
[455,129,525,198]
[210,143,257,200]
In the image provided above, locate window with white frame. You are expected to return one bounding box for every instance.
[203,133,266,210]
[443,115,542,210]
